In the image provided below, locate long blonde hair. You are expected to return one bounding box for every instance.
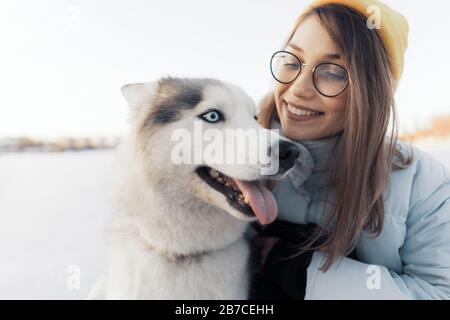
[259,4,413,271]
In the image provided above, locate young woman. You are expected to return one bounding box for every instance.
[251,0,450,300]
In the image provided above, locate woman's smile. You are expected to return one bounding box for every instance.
[284,100,326,122]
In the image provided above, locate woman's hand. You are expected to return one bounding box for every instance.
[251,220,320,268]
[249,221,323,300]
[253,236,280,268]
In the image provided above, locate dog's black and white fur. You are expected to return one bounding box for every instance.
[88,78,299,299]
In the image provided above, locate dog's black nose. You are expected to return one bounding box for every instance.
[265,140,301,177]
[278,140,300,170]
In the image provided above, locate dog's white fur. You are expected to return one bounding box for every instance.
[88,78,290,299]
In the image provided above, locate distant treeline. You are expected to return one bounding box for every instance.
[3,114,450,152]
[401,114,450,142]
[0,136,120,152]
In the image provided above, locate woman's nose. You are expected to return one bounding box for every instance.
[288,69,315,99]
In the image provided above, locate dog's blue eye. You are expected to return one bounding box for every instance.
[200,110,224,123]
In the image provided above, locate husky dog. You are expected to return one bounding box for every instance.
[89,77,300,299]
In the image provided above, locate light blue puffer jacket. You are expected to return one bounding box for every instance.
[272,133,450,300]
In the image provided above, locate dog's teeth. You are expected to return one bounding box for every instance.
[244,196,250,204]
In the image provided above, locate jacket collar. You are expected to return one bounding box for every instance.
[270,118,341,189]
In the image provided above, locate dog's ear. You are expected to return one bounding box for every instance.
[121,82,158,109]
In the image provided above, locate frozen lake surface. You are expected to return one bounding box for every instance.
[0,147,449,299]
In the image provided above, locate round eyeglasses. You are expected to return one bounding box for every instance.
[270,50,349,98]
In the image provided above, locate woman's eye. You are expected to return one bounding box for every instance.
[200,110,224,123]
[325,72,346,81]
[284,63,300,70]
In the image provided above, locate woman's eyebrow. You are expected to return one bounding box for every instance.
[288,43,342,60]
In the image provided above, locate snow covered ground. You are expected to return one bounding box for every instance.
[0,147,449,299]
[0,150,115,299]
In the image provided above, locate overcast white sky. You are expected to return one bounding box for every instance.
[0,0,449,138]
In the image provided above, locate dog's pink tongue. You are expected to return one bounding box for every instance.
[234,180,278,225]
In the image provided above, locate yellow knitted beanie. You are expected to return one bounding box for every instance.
[295,0,409,85]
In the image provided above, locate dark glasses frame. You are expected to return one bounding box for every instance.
[270,50,349,98]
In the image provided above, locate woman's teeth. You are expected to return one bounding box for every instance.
[287,104,322,117]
